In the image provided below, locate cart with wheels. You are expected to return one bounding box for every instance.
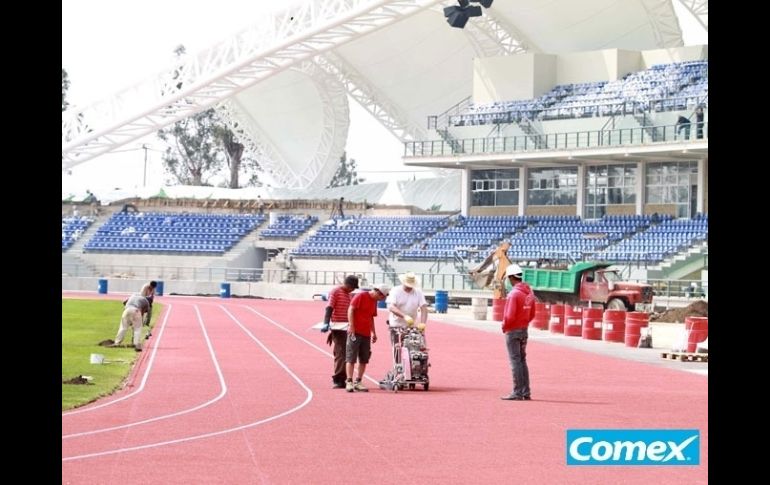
[378,325,430,392]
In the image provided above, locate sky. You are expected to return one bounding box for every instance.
[62,0,707,196]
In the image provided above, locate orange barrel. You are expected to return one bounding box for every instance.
[531,302,550,330]
[624,311,650,347]
[564,306,583,337]
[549,304,565,334]
[581,307,603,340]
[602,309,626,343]
[491,298,506,321]
[685,316,708,352]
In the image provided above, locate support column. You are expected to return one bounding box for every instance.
[696,158,705,214]
[518,165,528,217]
[576,164,585,218]
[460,167,471,217]
[635,161,644,216]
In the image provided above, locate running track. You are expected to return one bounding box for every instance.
[62,293,708,484]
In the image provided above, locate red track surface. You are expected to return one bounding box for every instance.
[62,293,708,484]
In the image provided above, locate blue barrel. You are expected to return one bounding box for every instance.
[435,290,448,313]
[97,278,108,294]
[377,299,387,309]
[155,280,164,296]
[220,282,231,298]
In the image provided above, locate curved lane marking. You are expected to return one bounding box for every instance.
[62,304,175,417]
[63,304,227,438]
[62,303,313,461]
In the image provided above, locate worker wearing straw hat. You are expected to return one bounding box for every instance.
[386,272,428,345]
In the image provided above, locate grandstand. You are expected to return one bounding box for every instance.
[62,0,707,302]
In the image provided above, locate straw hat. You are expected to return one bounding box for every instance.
[398,272,420,289]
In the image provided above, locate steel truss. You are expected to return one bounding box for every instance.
[62,0,444,170]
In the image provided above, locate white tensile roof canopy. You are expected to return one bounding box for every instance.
[61,0,696,189]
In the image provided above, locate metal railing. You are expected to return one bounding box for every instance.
[62,262,707,299]
[438,94,708,129]
[404,122,707,158]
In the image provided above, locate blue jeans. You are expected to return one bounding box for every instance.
[505,328,530,398]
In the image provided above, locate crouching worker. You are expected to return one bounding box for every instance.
[112,294,150,352]
[345,284,390,392]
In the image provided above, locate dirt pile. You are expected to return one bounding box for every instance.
[650,300,708,323]
[62,375,93,385]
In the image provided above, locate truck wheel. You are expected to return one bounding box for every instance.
[606,298,627,311]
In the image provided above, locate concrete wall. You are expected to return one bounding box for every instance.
[641,45,708,68]
[473,54,557,103]
[533,54,558,99]
[526,205,578,216]
[470,206,518,217]
[604,204,636,215]
[63,277,334,300]
[227,246,263,269]
[471,45,706,107]
[643,204,678,216]
[556,49,622,85]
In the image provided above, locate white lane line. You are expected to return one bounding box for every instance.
[62,304,313,461]
[62,304,174,417]
[63,305,227,439]
[241,305,382,386]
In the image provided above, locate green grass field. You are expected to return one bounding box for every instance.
[62,299,159,411]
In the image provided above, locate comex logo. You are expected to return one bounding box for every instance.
[566,429,700,466]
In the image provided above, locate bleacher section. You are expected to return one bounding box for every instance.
[597,214,708,264]
[506,215,651,262]
[69,209,705,267]
[83,212,266,254]
[62,216,94,251]
[447,61,708,127]
[291,215,450,259]
[285,213,701,267]
[260,215,318,239]
[400,216,529,261]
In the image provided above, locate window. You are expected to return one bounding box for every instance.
[645,161,697,216]
[584,164,637,217]
[528,168,577,205]
[470,168,519,207]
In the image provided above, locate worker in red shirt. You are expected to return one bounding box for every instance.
[344,284,390,392]
[500,264,536,401]
[321,275,359,388]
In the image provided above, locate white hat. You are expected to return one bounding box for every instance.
[373,284,391,297]
[505,264,523,278]
[398,272,420,288]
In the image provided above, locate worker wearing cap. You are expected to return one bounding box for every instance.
[321,275,359,389]
[344,284,390,392]
[500,264,536,401]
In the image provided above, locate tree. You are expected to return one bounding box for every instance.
[157,108,224,186]
[62,68,70,112]
[157,45,260,188]
[327,151,365,188]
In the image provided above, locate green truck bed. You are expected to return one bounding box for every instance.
[521,261,609,293]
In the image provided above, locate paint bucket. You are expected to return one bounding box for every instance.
[90,353,105,364]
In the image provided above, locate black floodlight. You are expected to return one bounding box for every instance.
[444,7,470,29]
[466,5,483,17]
[444,0,492,29]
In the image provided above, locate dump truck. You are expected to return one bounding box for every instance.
[522,261,653,312]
